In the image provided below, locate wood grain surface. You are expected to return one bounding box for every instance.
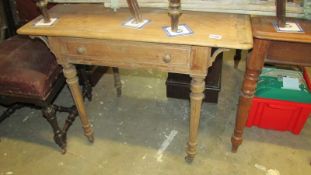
[17,4,253,49]
[252,16,311,43]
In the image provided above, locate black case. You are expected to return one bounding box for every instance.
[166,51,223,103]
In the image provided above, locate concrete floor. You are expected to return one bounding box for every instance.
[0,52,311,175]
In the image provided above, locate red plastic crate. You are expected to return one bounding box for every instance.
[246,97,311,134]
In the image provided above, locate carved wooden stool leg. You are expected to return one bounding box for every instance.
[54,105,74,113]
[62,106,78,134]
[53,105,78,135]
[112,67,122,97]
[42,105,66,154]
[231,39,269,152]
[0,104,23,123]
[62,63,94,143]
[185,75,205,163]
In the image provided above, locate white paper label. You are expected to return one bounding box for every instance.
[209,34,222,40]
[282,77,300,90]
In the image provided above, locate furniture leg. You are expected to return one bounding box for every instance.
[126,0,142,23]
[112,67,122,97]
[276,0,286,27]
[231,39,270,152]
[51,105,78,142]
[42,105,66,154]
[185,75,205,163]
[78,66,93,101]
[234,49,242,69]
[168,0,182,32]
[0,104,23,123]
[36,0,51,23]
[61,106,78,133]
[62,63,94,143]
[54,105,75,113]
[53,105,78,134]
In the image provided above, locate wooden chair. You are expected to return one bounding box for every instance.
[10,0,122,98]
[0,35,122,153]
[0,0,122,153]
[0,35,78,153]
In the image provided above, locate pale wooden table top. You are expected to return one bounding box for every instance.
[17,4,253,50]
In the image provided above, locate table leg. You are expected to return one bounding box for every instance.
[62,63,94,143]
[231,39,269,152]
[112,67,122,97]
[185,75,205,163]
[234,49,242,69]
[127,0,142,23]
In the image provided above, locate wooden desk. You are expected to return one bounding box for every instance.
[231,16,311,152]
[17,4,252,161]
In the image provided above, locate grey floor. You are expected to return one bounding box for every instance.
[0,51,311,175]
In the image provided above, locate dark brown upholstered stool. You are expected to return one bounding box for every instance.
[0,0,122,153]
[0,35,78,153]
[11,0,122,98]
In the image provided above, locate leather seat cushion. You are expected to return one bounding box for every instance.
[0,35,62,100]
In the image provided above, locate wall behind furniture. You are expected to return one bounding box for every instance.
[48,0,306,17]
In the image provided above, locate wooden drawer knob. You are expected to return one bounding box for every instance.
[163,54,172,63]
[77,47,86,54]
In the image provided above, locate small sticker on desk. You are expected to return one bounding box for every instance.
[34,18,58,27]
[122,18,150,29]
[209,34,222,40]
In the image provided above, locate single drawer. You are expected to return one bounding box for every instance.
[60,38,191,70]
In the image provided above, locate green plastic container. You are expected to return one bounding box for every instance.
[255,67,311,103]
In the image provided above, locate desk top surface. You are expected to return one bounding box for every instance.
[17,4,252,50]
[252,16,311,43]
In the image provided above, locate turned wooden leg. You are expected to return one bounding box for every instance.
[168,0,182,32]
[53,105,78,134]
[127,0,142,23]
[231,39,270,152]
[36,0,51,23]
[276,0,286,27]
[62,106,78,133]
[185,75,205,163]
[62,63,94,143]
[112,67,122,97]
[42,106,66,154]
